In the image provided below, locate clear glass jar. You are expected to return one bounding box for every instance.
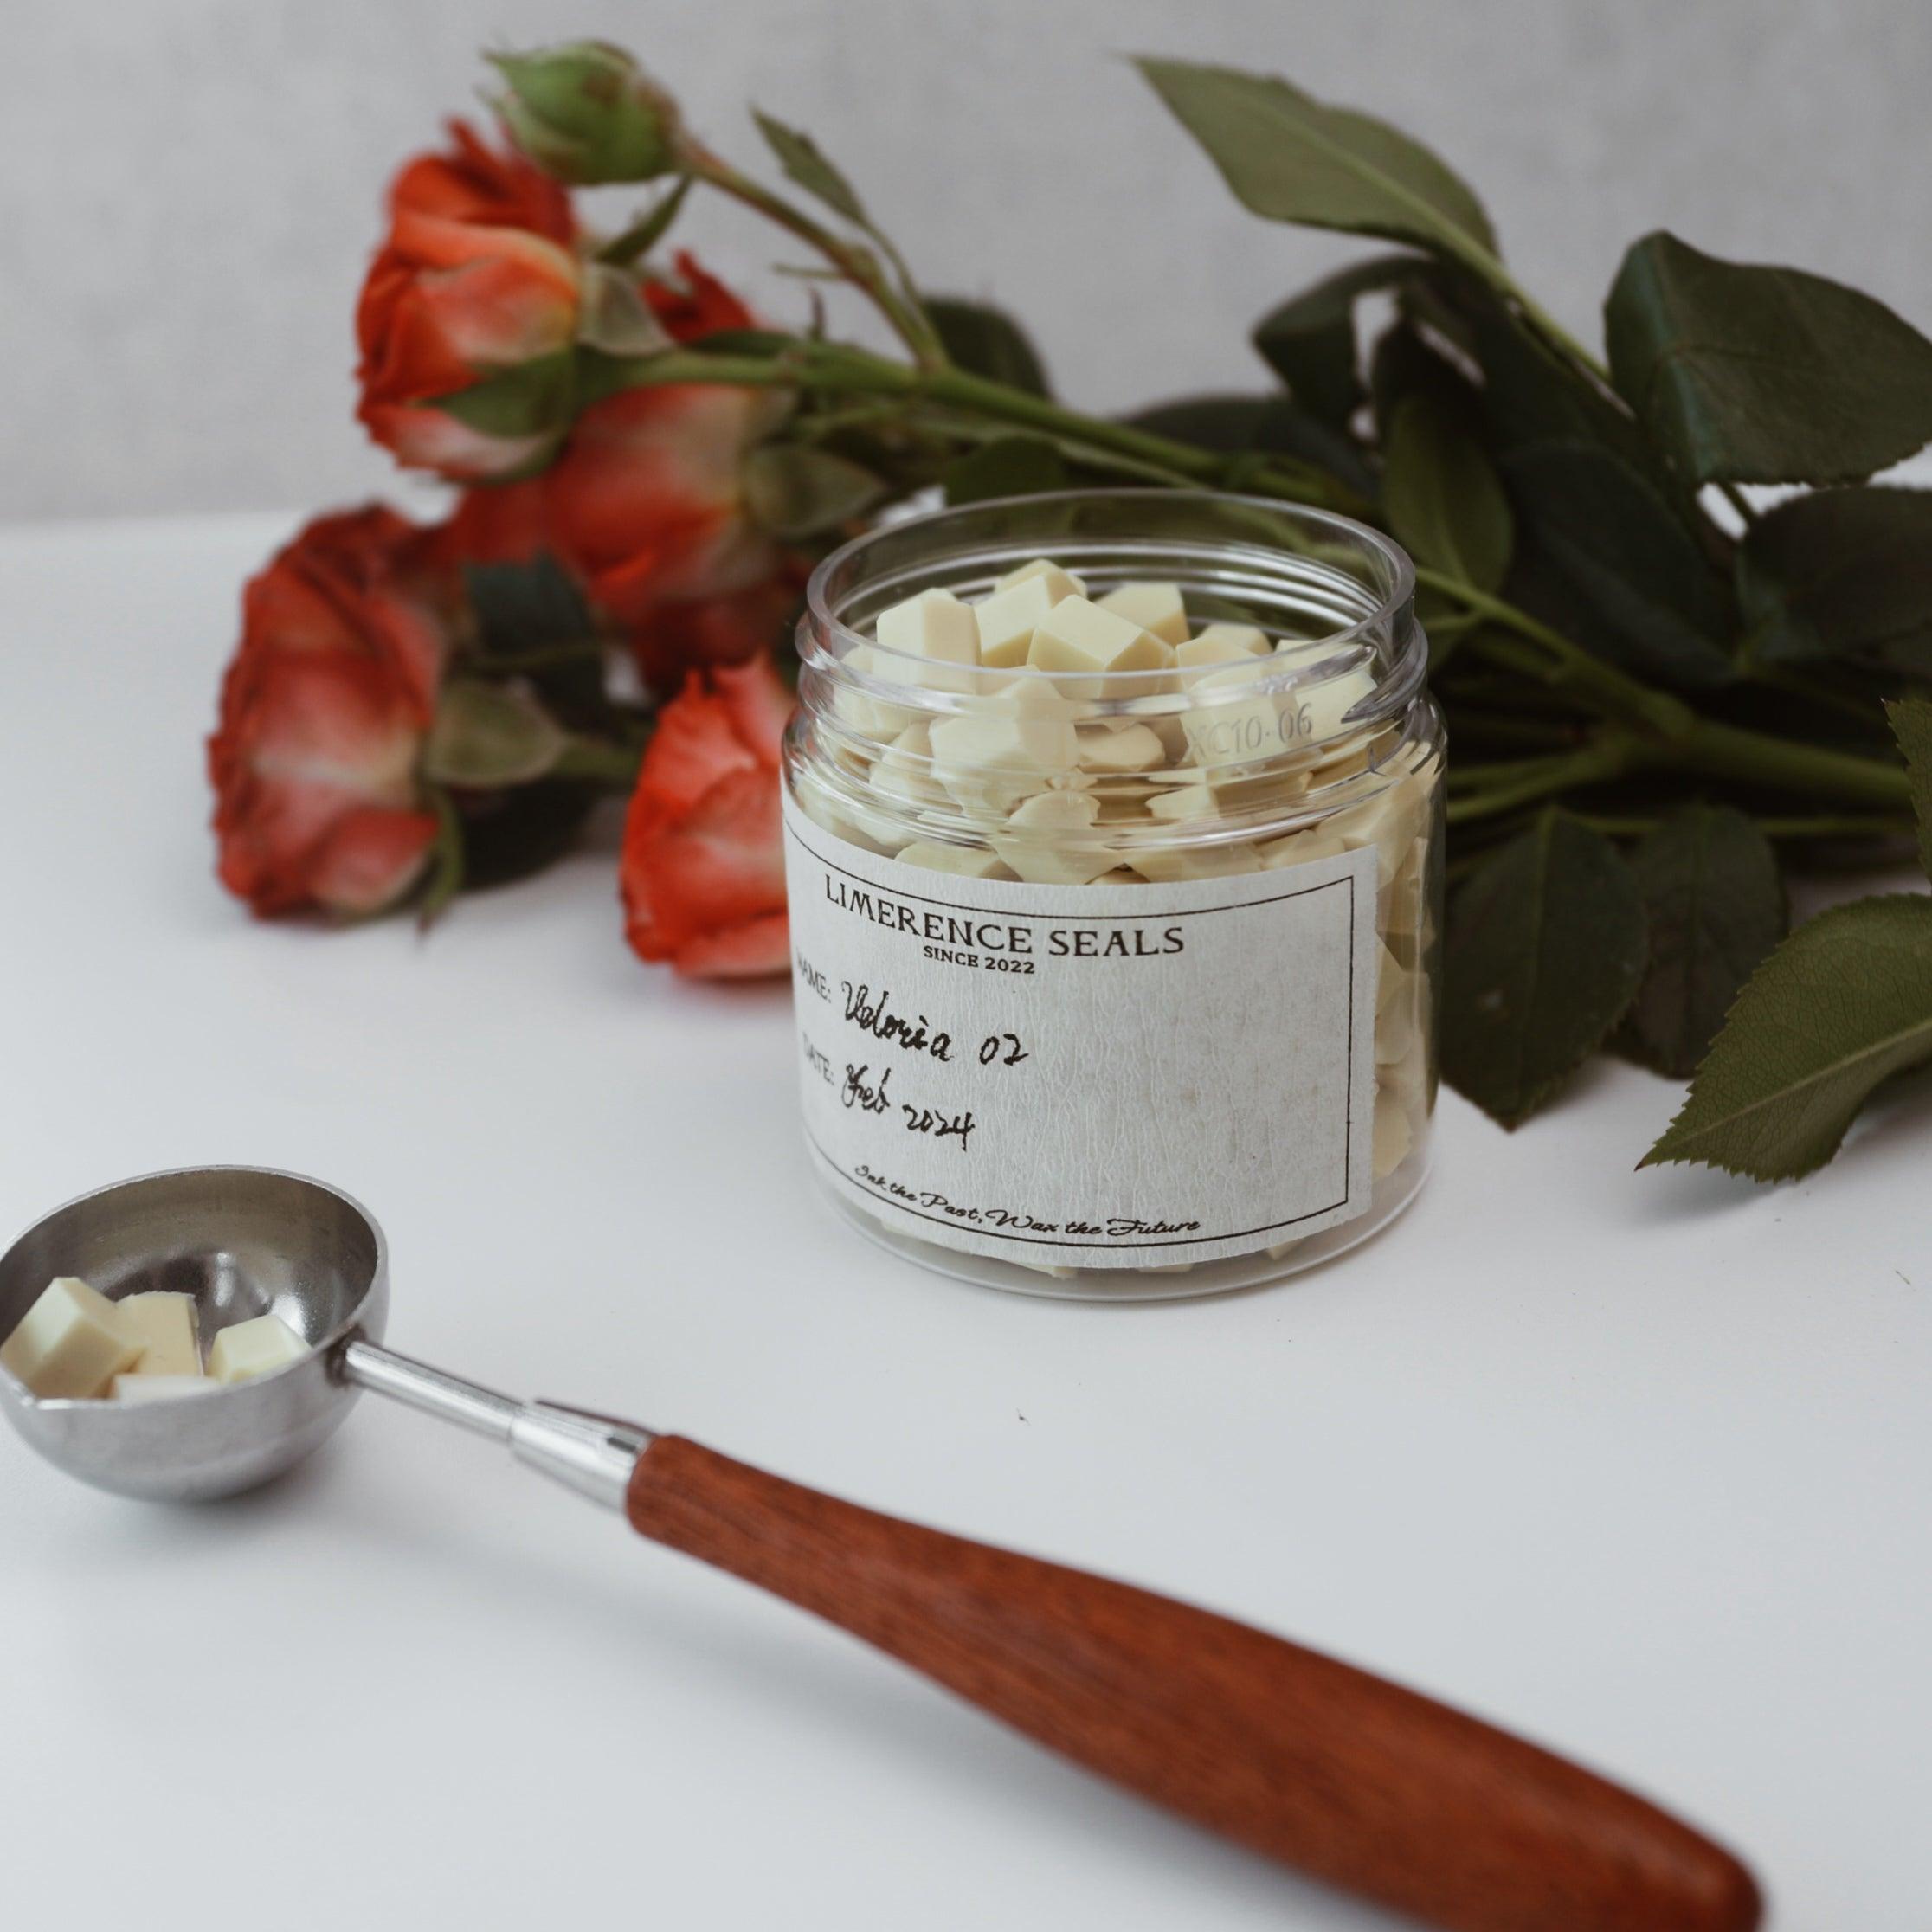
[782,490,1443,1299]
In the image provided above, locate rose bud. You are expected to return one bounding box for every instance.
[619,655,793,978]
[356,122,583,480]
[209,508,450,918]
[488,42,681,185]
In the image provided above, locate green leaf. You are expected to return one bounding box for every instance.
[740,442,883,538]
[1380,392,1513,591]
[1137,59,1497,257]
[752,111,869,227]
[1252,254,1420,428]
[943,435,1070,506]
[576,262,673,356]
[1442,811,1647,1126]
[1617,806,1788,1078]
[461,554,605,718]
[1368,318,1472,430]
[596,175,692,267]
[1497,440,1738,688]
[435,351,578,438]
[924,298,1051,397]
[1606,232,1932,486]
[1643,894,1932,1179]
[422,679,569,788]
[464,555,597,659]
[1460,285,1660,472]
[1738,487,1932,676]
[1886,696,1932,881]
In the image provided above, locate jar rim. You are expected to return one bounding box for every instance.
[802,486,1420,705]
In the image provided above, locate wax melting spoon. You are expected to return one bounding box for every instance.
[2,1168,1757,1932]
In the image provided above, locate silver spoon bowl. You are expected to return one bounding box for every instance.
[2,1165,642,1506]
[0,1167,390,1501]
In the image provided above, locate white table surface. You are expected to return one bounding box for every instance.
[1,512,1925,1932]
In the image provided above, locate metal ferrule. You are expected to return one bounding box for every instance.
[341,1341,653,1512]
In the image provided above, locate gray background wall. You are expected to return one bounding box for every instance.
[3,0,1928,523]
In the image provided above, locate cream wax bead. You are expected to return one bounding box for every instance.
[973,576,1058,668]
[828,645,918,741]
[112,1375,216,1404]
[1097,581,1190,647]
[927,680,1080,816]
[784,491,1443,1300]
[995,557,1085,602]
[1176,622,1271,665]
[1075,721,1166,775]
[208,1313,310,1385]
[1181,655,1303,784]
[896,839,1013,879]
[1,1277,144,1398]
[1027,595,1174,693]
[992,790,1120,886]
[116,1291,201,1377]
[874,587,979,693]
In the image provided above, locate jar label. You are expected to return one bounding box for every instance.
[782,793,1381,1271]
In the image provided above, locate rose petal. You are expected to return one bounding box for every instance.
[390,120,574,245]
[359,404,557,481]
[673,911,791,979]
[646,251,756,342]
[433,478,558,568]
[711,656,795,763]
[304,806,442,917]
[547,387,758,568]
[627,675,764,829]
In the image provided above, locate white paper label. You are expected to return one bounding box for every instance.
[782,793,1381,1270]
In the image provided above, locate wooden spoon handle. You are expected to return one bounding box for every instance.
[627,1436,1759,1932]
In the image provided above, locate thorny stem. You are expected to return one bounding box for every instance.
[898,402,1208,489]
[1668,717,1912,809]
[607,345,1368,512]
[1444,736,1641,824]
[678,143,948,367]
[1428,228,1608,384]
[1415,570,1696,739]
[1715,480,1759,527]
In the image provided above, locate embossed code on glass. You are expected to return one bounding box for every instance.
[782,793,1381,1270]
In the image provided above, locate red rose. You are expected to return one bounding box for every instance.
[210,508,448,918]
[619,654,793,977]
[544,254,802,688]
[431,472,556,570]
[356,121,583,480]
[641,253,753,340]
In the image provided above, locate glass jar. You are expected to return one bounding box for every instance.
[782,490,1443,1300]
